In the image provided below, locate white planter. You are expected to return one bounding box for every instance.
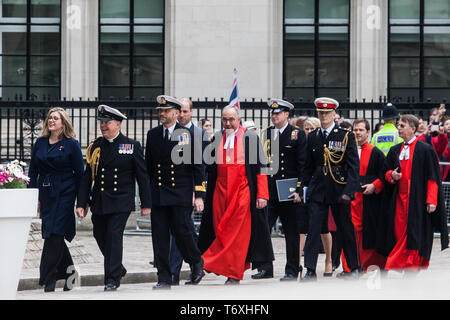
[0,188,38,299]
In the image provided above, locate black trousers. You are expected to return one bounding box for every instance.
[39,234,74,286]
[258,201,300,277]
[151,205,202,284]
[169,210,198,278]
[91,212,130,286]
[304,201,360,271]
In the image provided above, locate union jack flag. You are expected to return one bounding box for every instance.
[228,68,240,110]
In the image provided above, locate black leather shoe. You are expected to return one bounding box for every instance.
[153,282,171,290]
[301,269,317,282]
[280,274,298,281]
[172,275,180,286]
[63,280,73,291]
[343,268,360,281]
[299,265,303,278]
[225,278,240,285]
[251,270,273,280]
[121,267,127,279]
[104,283,118,291]
[44,280,56,293]
[190,258,205,285]
[336,271,349,279]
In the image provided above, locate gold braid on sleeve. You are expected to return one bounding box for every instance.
[86,140,101,181]
[323,131,349,185]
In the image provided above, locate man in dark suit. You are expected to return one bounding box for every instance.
[252,99,306,281]
[168,97,207,285]
[76,105,151,291]
[301,97,361,281]
[145,95,206,290]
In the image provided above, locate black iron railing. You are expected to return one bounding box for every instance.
[0,97,447,163]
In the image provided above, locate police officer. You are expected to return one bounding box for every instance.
[76,105,151,291]
[302,97,361,281]
[252,99,306,281]
[145,95,206,290]
[371,103,403,156]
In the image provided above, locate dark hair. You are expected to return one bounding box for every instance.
[374,122,383,134]
[353,119,370,131]
[339,121,353,130]
[200,119,211,126]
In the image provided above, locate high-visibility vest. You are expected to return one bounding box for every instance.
[371,123,403,156]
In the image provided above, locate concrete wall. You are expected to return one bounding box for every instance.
[58,0,389,102]
[165,0,283,101]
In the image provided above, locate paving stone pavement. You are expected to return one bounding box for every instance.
[16,224,450,300]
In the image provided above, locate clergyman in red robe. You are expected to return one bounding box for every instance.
[197,104,273,284]
[379,114,448,272]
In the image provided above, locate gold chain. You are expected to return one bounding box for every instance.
[323,132,349,185]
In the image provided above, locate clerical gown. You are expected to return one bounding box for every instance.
[199,126,271,280]
[342,142,386,272]
[379,138,449,270]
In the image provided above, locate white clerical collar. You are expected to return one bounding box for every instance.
[107,131,120,143]
[405,136,416,145]
[399,136,416,161]
[224,128,239,150]
[163,122,177,139]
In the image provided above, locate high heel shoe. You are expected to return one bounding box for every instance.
[323,262,333,277]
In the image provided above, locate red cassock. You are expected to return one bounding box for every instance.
[384,138,438,270]
[342,142,386,272]
[202,127,268,280]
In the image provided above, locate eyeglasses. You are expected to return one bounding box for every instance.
[222,117,236,123]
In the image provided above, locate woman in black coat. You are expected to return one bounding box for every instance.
[28,107,84,292]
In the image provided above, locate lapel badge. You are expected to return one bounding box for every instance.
[59,145,64,151]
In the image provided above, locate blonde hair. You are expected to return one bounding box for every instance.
[304,117,320,130]
[41,107,76,139]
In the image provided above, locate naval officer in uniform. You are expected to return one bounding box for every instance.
[145,95,206,290]
[301,97,361,281]
[76,105,151,291]
[252,99,307,281]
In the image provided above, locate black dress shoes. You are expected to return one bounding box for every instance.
[172,275,180,286]
[189,258,205,285]
[153,282,171,290]
[225,278,240,285]
[344,268,360,281]
[301,269,317,282]
[44,280,56,293]
[104,282,118,291]
[280,274,298,281]
[251,270,273,280]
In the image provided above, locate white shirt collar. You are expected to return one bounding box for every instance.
[184,121,193,129]
[405,136,416,145]
[163,122,177,138]
[319,123,335,136]
[107,131,120,143]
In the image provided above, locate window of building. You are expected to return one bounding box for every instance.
[283,0,350,101]
[389,0,450,102]
[99,0,164,100]
[0,0,61,100]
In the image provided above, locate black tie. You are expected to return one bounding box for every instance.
[164,128,169,143]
